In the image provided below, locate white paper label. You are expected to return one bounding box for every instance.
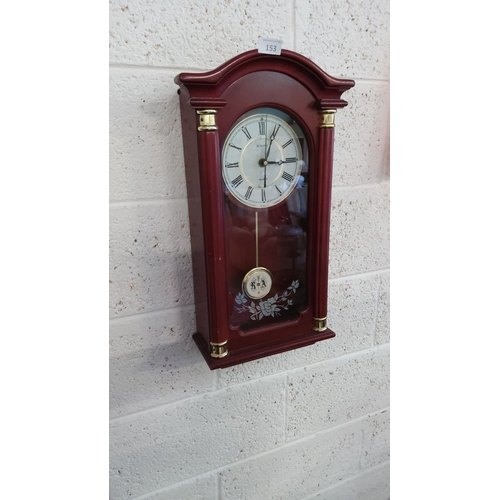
[258,37,282,55]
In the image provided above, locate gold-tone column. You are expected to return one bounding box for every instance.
[312,109,337,333]
[196,109,229,359]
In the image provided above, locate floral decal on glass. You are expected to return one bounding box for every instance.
[235,280,299,321]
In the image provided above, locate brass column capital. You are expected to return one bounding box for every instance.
[197,109,218,131]
[319,109,336,128]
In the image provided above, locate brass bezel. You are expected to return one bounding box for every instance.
[221,110,304,209]
[242,267,273,300]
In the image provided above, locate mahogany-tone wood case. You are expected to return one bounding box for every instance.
[175,49,354,369]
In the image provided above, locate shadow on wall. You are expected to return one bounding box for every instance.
[109,301,216,418]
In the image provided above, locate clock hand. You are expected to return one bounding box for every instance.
[263,114,268,162]
[262,115,270,188]
[264,124,280,161]
[262,122,280,189]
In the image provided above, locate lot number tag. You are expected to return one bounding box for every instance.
[258,37,282,55]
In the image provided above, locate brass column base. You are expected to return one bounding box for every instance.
[210,340,228,358]
[313,317,327,332]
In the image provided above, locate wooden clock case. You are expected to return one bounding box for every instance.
[175,49,354,369]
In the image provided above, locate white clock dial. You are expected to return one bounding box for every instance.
[222,111,303,208]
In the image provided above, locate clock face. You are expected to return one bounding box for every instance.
[222,109,303,208]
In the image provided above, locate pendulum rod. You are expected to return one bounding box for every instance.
[255,211,259,267]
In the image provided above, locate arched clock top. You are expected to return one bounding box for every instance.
[174,49,355,109]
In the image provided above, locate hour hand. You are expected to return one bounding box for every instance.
[266,159,283,165]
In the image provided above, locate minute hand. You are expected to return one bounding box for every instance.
[264,124,280,161]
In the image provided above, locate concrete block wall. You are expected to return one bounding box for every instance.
[109,1,389,499]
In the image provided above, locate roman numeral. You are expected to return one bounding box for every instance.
[259,121,265,136]
[231,175,244,188]
[225,162,239,168]
[282,171,294,183]
[245,186,253,200]
[229,143,242,151]
[284,157,298,163]
[261,189,266,202]
[275,185,282,196]
[241,127,252,140]
[282,139,293,149]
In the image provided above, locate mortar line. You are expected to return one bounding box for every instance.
[109,270,389,324]
[215,365,221,392]
[284,372,289,442]
[109,369,289,425]
[358,427,365,473]
[109,344,390,425]
[372,274,383,346]
[328,267,390,283]
[298,460,391,500]
[109,181,389,208]
[355,77,390,85]
[109,303,195,324]
[216,473,222,500]
[109,63,208,73]
[331,180,390,191]
[126,408,390,500]
[109,65,388,89]
[109,197,187,208]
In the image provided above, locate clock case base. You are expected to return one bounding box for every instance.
[193,328,335,370]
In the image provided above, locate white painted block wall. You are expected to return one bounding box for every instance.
[109,1,390,499]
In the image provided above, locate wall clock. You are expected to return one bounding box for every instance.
[175,49,354,369]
